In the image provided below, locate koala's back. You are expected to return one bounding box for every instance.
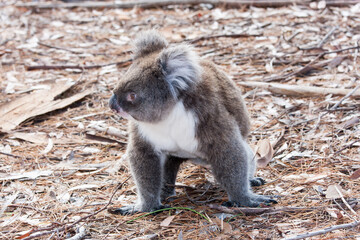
[196,60,251,138]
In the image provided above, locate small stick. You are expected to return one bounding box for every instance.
[317,26,338,48]
[8,204,52,214]
[38,42,83,54]
[334,186,358,218]
[25,59,131,71]
[263,45,360,82]
[335,139,360,155]
[263,53,324,82]
[283,221,360,240]
[284,31,301,42]
[330,85,360,110]
[188,33,261,44]
[39,42,107,56]
[305,45,360,57]
[312,84,359,129]
[209,204,316,216]
[0,151,22,159]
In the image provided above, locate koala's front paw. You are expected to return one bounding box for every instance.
[250,177,266,187]
[108,204,169,215]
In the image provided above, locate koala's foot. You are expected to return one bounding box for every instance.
[108,204,169,215]
[108,205,139,215]
[222,195,277,208]
[161,188,177,202]
[250,177,266,187]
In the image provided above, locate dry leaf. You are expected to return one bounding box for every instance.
[304,173,328,183]
[212,217,232,233]
[160,215,175,227]
[325,184,347,199]
[11,132,49,144]
[0,80,91,132]
[255,139,274,168]
[15,230,34,239]
[350,168,360,180]
[68,184,101,191]
[0,192,18,216]
[325,208,344,219]
[0,170,53,181]
[40,138,53,155]
[343,116,359,129]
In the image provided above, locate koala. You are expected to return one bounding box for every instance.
[109,30,276,215]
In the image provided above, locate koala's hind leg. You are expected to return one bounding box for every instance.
[161,156,185,201]
[210,137,276,208]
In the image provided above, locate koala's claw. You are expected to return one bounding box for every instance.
[222,195,277,208]
[108,205,139,215]
[264,198,278,204]
[250,177,266,187]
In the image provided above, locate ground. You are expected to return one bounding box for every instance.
[0,1,359,239]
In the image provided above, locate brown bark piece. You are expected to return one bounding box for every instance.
[0,81,91,132]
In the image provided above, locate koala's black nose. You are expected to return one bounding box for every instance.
[109,94,118,111]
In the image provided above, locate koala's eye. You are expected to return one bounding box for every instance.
[126,92,137,102]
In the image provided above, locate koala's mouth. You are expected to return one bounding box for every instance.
[112,106,131,119]
[109,94,132,120]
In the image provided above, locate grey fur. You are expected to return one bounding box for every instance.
[133,30,168,59]
[160,44,201,99]
[109,31,276,215]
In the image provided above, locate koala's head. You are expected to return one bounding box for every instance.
[109,30,201,123]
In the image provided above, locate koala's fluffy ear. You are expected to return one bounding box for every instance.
[133,30,168,59]
[160,44,201,98]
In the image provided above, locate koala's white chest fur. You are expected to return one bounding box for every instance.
[137,102,200,159]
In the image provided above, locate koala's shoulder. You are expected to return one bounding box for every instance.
[198,60,235,91]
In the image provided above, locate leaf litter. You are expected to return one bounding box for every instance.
[0,1,359,239]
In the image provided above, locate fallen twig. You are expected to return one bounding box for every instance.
[330,85,360,110]
[334,139,360,155]
[263,45,360,82]
[283,221,360,240]
[16,0,360,9]
[305,45,360,56]
[8,204,53,215]
[334,186,359,218]
[39,42,107,56]
[238,82,360,98]
[317,26,338,48]
[0,151,22,159]
[313,84,360,129]
[21,178,129,240]
[188,33,261,44]
[262,54,323,82]
[209,204,316,216]
[85,133,127,144]
[25,59,131,71]
[88,123,127,139]
[38,42,83,54]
